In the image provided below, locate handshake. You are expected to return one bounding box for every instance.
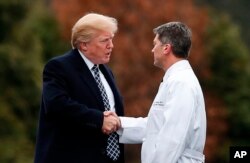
[102,111,121,135]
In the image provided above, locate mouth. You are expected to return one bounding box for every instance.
[104,53,111,59]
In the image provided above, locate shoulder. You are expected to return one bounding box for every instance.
[166,69,197,90]
[45,49,80,68]
[47,49,78,63]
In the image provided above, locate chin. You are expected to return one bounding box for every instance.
[154,62,161,69]
[102,59,110,64]
[153,61,158,67]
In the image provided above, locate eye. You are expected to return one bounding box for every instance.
[99,36,113,44]
[100,38,109,43]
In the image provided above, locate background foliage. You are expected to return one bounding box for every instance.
[0,0,249,162]
[0,0,67,162]
[204,12,250,162]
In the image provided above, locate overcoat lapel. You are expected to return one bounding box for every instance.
[100,65,123,116]
[70,49,105,110]
[68,49,123,115]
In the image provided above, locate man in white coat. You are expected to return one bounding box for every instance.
[106,22,207,163]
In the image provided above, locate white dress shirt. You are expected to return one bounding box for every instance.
[119,60,207,163]
[78,50,115,112]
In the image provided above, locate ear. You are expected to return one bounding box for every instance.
[79,42,88,51]
[163,44,171,55]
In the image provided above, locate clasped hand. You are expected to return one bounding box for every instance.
[102,111,121,135]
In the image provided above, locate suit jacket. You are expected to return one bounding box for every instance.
[34,49,124,163]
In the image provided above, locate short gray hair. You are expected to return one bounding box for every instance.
[153,22,192,58]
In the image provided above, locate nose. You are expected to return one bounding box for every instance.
[151,47,154,53]
[108,40,114,49]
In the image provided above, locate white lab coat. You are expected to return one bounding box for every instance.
[119,60,206,163]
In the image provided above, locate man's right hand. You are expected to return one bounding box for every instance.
[102,111,121,135]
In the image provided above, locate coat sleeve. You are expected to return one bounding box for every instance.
[118,117,147,144]
[42,59,103,129]
[151,81,196,163]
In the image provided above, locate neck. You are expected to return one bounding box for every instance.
[163,56,184,71]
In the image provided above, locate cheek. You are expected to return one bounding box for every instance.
[154,48,160,55]
[97,44,107,52]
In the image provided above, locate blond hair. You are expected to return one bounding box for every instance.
[71,13,118,49]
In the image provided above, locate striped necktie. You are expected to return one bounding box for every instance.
[92,64,120,161]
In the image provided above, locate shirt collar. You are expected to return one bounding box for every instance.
[163,60,191,82]
[78,49,96,70]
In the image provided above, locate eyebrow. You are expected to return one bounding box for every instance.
[100,35,113,39]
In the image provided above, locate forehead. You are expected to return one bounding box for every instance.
[153,34,160,43]
[96,30,114,38]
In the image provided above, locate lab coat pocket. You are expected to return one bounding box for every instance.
[147,106,166,134]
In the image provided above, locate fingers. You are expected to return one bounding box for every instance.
[103,116,119,134]
[102,112,121,135]
[104,111,118,117]
[104,111,121,129]
[102,129,110,135]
